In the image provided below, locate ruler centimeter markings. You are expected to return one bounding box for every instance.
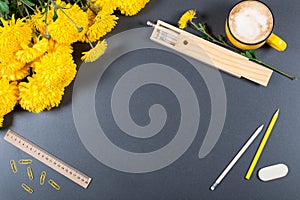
[4,130,92,189]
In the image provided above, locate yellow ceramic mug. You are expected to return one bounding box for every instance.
[225,0,287,51]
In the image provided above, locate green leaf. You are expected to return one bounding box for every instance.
[241,50,258,59]
[249,50,257,59]
[245,51,252,58]
[22,0,35,7]
[217,35,226,43]
[0,0,10,15]
[201,35,210,40]
[198,23,207,32]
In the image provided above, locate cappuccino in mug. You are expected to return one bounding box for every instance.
[228,1,273,44]
[225,0,286,51]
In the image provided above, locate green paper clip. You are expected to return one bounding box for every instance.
[21,183,34,194]
[48,179,60,190]
[27,166,34,180]
[10,160,18,173]
[40,171,46,185]
[19,159,32,165]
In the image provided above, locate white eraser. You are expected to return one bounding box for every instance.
[258,163,288,181]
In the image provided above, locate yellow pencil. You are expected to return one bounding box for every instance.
[245,108,280,180]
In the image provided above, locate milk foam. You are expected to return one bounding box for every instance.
[229,1,273,44]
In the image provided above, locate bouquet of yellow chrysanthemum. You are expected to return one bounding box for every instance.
[0,0,150,127]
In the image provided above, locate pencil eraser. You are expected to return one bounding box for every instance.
[258,163,288,181]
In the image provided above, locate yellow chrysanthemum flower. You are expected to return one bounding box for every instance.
[46,38,58,53]
[49,42,73,55]
[0,115,4,127]
[48,3,89,44]
[81,40,107,62]
[0,79,19,127]
[19,77,65,113]
[83,11,118,43]
[29,40,74,72]
[30,8,54,36]
[1,65,30,82]
[16,38,48,63]
[0,15,32,63]
[178,10,196,29]
[115,0,150,16]
[86,9,97,28]
[0,0,151,127]
[0,52,17,67]
[91,0,118,13]
[0,79,19,113]
[0,57,26,81]
[33,46,76,88]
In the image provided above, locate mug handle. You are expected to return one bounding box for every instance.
[266,33,287,51]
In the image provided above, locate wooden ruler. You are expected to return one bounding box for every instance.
[4,130,92,189]
[148,20,273,87]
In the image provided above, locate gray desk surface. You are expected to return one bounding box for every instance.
[1,0,300,199]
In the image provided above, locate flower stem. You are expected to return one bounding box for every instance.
[190,21,240,53]
[17,5,25,18]
[37,0,43,7]
[85,34,94,48]
[56,6,83,32]
[86,0,100,15]
[19,0,36,12]
[250,58,297,80]
[44,0,51,39]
